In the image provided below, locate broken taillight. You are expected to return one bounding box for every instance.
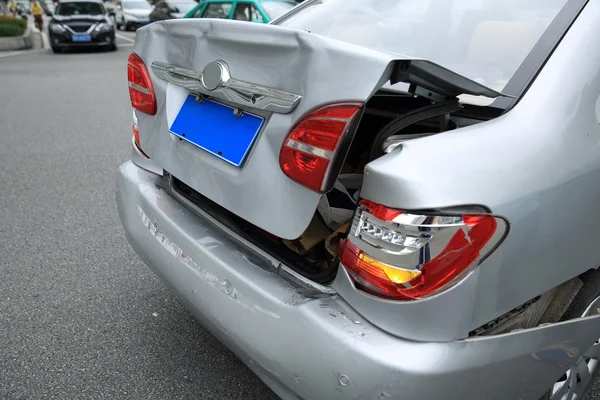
[127,52,156,115]
[279,103,362,192]
[339,200,508,300]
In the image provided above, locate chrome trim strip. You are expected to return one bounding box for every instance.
[151,61,302,114]
[128,82,150,94]
[285,139,333,159]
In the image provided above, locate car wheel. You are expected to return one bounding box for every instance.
[109,42,117,51]
[541,269,600,400]
[51,46,61,53]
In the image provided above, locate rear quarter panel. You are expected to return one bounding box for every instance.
[350,1,600,340]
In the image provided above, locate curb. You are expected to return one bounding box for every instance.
[0,25,33,51]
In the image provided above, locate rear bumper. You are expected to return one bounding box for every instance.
[116,160,600,400]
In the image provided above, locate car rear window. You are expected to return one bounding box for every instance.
[274,0,569,93]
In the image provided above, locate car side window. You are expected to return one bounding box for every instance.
[202,3,232,19]
[233,3,260,21]
[191,4,204,18]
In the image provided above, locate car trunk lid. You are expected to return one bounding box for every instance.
[132,19,507,239]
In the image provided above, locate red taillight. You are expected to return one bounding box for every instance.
[127,52,156,115]
[339,200,507,300]
[279,103,362,192]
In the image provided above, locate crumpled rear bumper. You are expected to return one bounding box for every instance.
[116,160,600,400]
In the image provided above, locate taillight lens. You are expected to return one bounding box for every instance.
[279,103,362,192]
[127,52,156,115]
[339,200,508,300]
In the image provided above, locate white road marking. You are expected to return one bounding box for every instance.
[118,43,134,47]
[115,33,135,43]
[0,50,30,58]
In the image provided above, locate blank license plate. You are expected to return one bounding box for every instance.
[72,34,91,42]
[170,96,264,167]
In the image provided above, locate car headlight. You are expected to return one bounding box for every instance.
[95,23,113,32]
[49,23,66,33]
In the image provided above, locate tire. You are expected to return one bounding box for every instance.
[109,42,117,51]
[51,46,60,53]
[540,269,600,400]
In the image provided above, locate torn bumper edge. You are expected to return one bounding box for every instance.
[116,160,600,400]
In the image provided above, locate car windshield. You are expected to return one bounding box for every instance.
[260,1,295,19]
[169,2,195,13]
[275,0,569,92]
[124,1,150,9]
[55,1,105,15]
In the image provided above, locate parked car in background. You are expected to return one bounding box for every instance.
[48,0,116,53]
[115,0,151,30]
[148,0,195,22]
[119,0,600,399]
[184,0,296,22]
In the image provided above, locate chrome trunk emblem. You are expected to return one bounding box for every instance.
[151,60,302,114]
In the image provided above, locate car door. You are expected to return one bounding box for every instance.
[200,1,233,19]
[232,1,264,22]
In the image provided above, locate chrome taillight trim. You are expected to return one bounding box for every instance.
[348,205,509,271]
[151,61,302,114]
[285,139,333,160]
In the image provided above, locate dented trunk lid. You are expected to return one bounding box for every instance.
[132,19,506,239]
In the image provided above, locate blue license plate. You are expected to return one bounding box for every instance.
[170,96,264,167]
[72,34,91,42]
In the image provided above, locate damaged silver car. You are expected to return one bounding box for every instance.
[116,0,600,399]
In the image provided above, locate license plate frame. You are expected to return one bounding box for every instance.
[169,95,264,167]
[72,34,91,42]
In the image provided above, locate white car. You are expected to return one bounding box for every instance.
[115,0,151,31]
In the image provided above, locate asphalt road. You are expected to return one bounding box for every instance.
[0,30,599,400]
[0,38,278,400]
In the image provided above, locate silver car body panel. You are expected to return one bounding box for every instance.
[353,0,600,341]
[117,161,600,400]
[132,18,505,240]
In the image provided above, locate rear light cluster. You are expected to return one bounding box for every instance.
[128,52,156,158]
[339,200,508,300]
[127,52,156,116]
[279,103,362,192]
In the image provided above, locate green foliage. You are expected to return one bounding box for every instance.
[0,18,27,37]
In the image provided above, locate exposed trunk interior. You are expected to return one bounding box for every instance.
[171,89,504,284]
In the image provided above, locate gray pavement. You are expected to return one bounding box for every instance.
[0,47,278,400]
[0,40,599,400]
